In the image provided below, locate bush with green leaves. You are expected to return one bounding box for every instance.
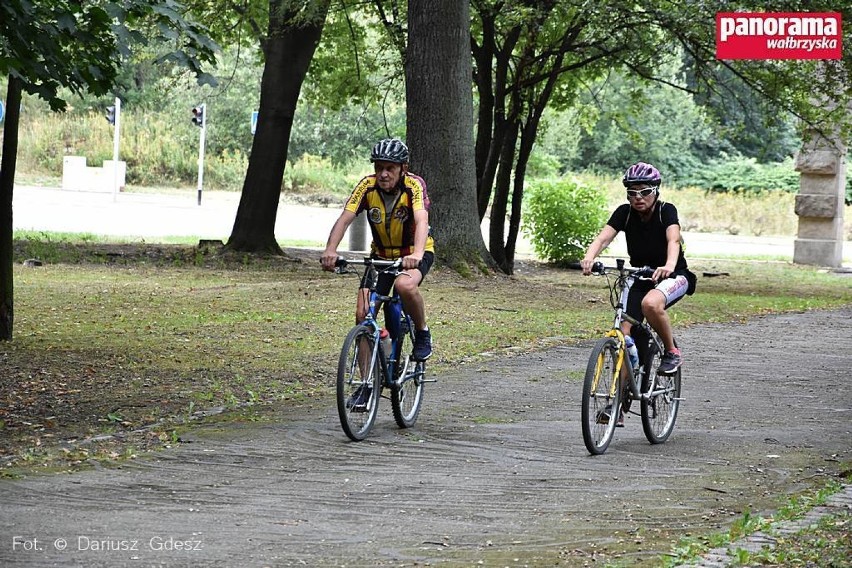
[523,178,608,265]
[678,155,799,194]
[676,155,852,205]
[283,153,360,197]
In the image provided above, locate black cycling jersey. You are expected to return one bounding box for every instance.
[607,200,688,272]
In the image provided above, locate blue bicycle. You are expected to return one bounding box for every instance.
[334,258,430,441]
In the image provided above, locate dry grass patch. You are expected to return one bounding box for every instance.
[1,242,850,475]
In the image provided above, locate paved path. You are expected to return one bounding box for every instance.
[13,185,852,263]
[1,308,850,566]
[12,186,341,247]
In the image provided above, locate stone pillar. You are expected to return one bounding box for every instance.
[62,156,88,191]
[793,130,846,267]
[347,211,370,252]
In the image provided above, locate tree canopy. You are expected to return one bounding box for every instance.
[5,0,850,281]
[1,0,217,111]
[0,0,218,340]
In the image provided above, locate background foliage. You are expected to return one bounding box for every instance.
[523,178,608,264]
[3,8,851,234]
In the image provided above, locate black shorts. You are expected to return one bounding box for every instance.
[375,251,434,296]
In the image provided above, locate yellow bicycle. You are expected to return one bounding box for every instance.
[578,259,683,455]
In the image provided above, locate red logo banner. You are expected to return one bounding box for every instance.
[716,12,842,60]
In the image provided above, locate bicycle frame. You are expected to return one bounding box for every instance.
[341,258,414,389]
[579,258,683,454]
[594,260,667,404]
[363,288,409,389]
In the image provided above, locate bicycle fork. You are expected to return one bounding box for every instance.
[591,329,632,398]
[593,329,663,412]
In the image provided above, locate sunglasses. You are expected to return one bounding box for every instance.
[626,187,656,199]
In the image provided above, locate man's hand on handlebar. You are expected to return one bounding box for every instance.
[320,250,339,272]
[401,253,422,271]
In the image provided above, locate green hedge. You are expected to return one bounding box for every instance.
[522,178,608,265]
[678,156,798,193]
[678,155,852,204]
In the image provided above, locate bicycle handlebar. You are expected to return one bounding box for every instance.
[333,257,402,274]
[567,260,654,279]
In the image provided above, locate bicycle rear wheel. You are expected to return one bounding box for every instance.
[581,337,622,455]
[391,349,425,428]
[337,325,381,441]
[640,339,681,444]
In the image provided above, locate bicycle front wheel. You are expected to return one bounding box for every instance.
[337,325,381,441]
[581,337,622,455]
[640,340,681,444]
[392,351,425,428]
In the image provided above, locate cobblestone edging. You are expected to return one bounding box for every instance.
[675,484,852,567]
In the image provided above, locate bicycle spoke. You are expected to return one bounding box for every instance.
[392,332,425,428]
[581,338,621,455]
[337,326,381,441]
[641,342,681,444]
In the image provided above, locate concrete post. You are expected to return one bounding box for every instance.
[62,157,87,191]
[793,130,846,267]
[347,212,370,252]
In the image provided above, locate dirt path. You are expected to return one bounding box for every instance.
[2,308,851,567]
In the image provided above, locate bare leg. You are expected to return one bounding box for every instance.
[355,288,370,324]
[354,289,373,378]
[394,270,427,330]
[642,289,676,352]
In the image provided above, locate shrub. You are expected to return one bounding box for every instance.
[205,149,250,190]
[677,155,799,194]
[523,178,608,265]
[283,154,358,197]
[677,155,852,205]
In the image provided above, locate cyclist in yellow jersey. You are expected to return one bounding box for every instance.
[321,138,435,361]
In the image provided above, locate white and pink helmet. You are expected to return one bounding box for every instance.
[622,162,661,187]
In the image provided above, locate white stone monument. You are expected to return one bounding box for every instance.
[793,129,846,267]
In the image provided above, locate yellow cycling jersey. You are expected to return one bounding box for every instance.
[344,173,435,259]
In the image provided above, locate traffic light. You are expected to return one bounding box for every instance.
[191,105,205,127]
[105,106,116,125]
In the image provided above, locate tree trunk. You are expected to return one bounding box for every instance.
[406,0,493,272]
[0,77,22,341]
[474,22,522,223]
[226,0,330,253]
[488,122,519,273]
[499,51,564,274]
[474,2,570,274]
[472,9,496,220]
[504,113,538,273]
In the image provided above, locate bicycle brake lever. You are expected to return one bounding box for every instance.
[332,258,350,274]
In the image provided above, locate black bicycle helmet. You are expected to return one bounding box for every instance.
[622,162,662,187]
[370,138,410,164]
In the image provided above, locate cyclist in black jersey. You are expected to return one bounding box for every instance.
[321,138,434,361]
[580,162,696,375]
